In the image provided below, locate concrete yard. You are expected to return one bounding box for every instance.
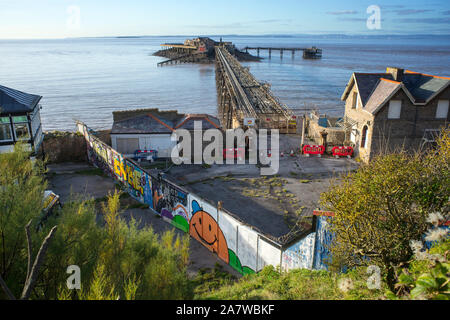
[165,147,359,242]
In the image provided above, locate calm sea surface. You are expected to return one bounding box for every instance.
[0,35,449,131]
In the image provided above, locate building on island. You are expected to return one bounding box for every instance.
[340,67,449,162]
[111,109,222,158]
[0,85,44,155]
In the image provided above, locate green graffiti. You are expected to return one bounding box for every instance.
[172,215,190,233]
[228,249,255,275]
[242,267,256,276]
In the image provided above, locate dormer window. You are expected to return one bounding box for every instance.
[388,100,402,119]
[436,100,449,119]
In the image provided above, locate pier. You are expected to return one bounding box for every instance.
[215,46,297,133]
[243,46,322,59]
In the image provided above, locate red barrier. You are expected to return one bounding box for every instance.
[303,145,325,156]
[223,148,245,160]
[332,146,354,158]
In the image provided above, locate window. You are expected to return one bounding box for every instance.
[30,109,42,137]
[436,100,449,119]
[0,117,13,142]
[352,92,358,109]
[361,126,369,149]
[13,116,30,141]
[388,100,402,119]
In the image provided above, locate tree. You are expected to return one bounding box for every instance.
[0,144,49,298]
[320,128,449,288]
[1,144,192,300]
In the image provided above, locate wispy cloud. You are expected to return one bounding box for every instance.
[393,9,433,15]
[185,19,294,30]
[337,17,367,22]
[326,10,358,15]
[380,5,406,9]
[399,17,450,24]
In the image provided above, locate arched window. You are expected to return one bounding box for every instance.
[361,126,369,149]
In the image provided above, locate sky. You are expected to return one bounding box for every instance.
[0,0,449,39]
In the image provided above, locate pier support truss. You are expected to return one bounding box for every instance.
[215,46,297,133]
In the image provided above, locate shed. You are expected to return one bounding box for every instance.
[111,109,221,158]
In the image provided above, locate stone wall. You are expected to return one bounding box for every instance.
[41,131,87,164]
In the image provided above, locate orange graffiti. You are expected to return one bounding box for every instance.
[153,189,163,210]
[190,211,229,264]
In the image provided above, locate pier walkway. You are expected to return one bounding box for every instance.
[243,47,322,59]
[215,46,297,133]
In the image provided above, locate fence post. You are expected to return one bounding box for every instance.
[256,235,260,272]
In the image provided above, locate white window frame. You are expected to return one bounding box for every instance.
[436,100,449,119]
[388,100,402,119]
[0,117,13,142]
[12,116,31,141]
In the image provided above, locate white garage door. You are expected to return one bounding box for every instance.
[140,135,176,158]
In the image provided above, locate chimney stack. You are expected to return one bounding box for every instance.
[387,67,405,82]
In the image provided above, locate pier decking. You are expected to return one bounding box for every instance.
[244,46,322,59]
[215,46,297,133]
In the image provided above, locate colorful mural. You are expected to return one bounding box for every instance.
[191,198,256,275]
[190,200,229,263]
[282,232,316,271]
[313,216,333,270]
[112,150,127,182]
[125,160,152,206]
[153,178,189,233]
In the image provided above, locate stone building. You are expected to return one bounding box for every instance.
[340,67,449,163]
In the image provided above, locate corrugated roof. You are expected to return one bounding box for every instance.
[0,85,42,115]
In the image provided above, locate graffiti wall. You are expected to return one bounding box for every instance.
[282,233,316,271]
[76,121,331,275]
[313,216,334,270]
[153,177,189,233]
[124,160,152,205]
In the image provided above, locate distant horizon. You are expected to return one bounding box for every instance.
[2,33,450,41]
[1,1,448,39]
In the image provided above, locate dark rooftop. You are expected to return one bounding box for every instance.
[111,108,221,134]
[0,85,42,115]
[342,68,450,115]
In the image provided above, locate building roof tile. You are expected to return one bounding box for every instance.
[0,85,42,115]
